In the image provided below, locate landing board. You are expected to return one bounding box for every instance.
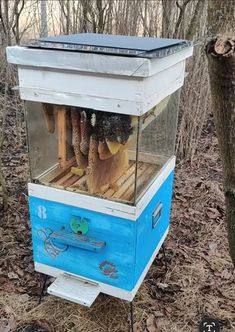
[47,274,101,307]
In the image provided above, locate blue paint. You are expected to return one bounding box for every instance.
[29,171,174,292]
[51,229,106,252]
[134,171,174,283]
[30,199,136,290]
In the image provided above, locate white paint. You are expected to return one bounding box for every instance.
[47,274,101,307]
[19,86,142,116]
[28,182,136,220]
[37,205,47,219]
[148,46,193,76]
[7,45,193,116]
[28,158,175,221]
[18,67,143,103]
[17,63,185,115]
[7,45,193,78]
[143,61,185,112]
[17,64,184,115]
[35,227,169,303]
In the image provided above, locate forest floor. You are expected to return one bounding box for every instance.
[0,109,235,332]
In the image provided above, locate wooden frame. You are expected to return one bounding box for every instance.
[56,105,75,170]
[38,159,160,203]
[29,157,175,220]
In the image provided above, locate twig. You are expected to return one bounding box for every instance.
[0,81,9,211]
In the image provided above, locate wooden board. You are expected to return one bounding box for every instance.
[47,274,100,307]
[57,106,67,169]
[38,160,160,203]
[10,45,193,115]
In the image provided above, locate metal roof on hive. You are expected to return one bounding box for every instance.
[24,33,193,59]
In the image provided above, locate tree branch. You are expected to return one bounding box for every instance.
[174,0,192,38]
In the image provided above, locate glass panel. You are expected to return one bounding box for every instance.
[135,89,181,202]
[26,101,58,179]
[26,102,138,205]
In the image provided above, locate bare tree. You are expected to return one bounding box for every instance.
[0,0,26,211]
[40,0,48,37]
[173,0,192,38]
[162,0,177,38]
[0,0,25,45]
[162,0,210,161]
[185,0,205,41]
[207,0,234,36]
[206,0,235,265]
[0,82,8,211]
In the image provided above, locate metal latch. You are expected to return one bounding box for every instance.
[152,202,163,229]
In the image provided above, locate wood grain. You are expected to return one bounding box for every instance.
[39,159,159,203]
[57,106,67,169]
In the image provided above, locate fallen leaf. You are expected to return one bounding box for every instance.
[154,312,165,318]
[18,320,54,332]
[206,207,220,219]
[155,317,166,331]
[209,242,217,254]
[133,322,142,332]
[221,269,232,280]
[14,266,24,278]
[0,317,17,332]
[157,283,169,290]
[146,314,158,332]
[7,272,18,280]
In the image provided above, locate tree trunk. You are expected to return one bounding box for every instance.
[0,83,9,212]
[3,0,11,45]
[40,0,48,37]
[206,36,235,266]
[96,0,104,33]
[161,0,176,38]
[66,0,70,34]
[173,0,192,39]
[207,0,234,36]
[185,0,205,41]
[0,157,8,211]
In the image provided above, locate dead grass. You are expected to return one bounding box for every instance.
[0,287,152,332]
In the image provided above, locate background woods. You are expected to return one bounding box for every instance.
[0,0,228,210]
[0,1,235,332]
[0,1,227,150]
